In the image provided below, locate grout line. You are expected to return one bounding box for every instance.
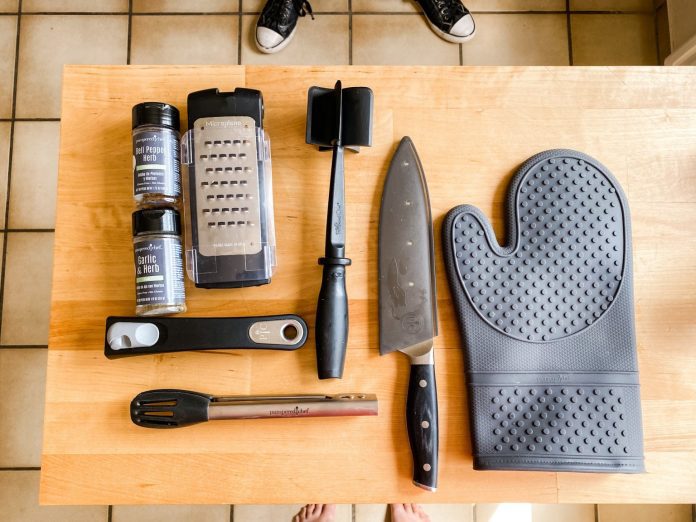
[229,504,234,522]
[0,466,40,471]
[0,0,22,341]
[594,504,599,522]
[472,504,477,522]
[692,503,695,522]
[653,2,661,65]
[348,0,352,65]
[127,0,132,65]
[566,0,574,66]
[108,505,113,522]
[237,0,242,65]
[0,344,48,348]
[351,503,355,522]
[2,117,60,122]
[459,43,463,66]
[4,228,55,233]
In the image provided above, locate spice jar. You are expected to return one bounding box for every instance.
[133,208,186,316]
[132,102,182,207]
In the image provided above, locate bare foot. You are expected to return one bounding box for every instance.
[390,504,431,522]
[292,504,336,522]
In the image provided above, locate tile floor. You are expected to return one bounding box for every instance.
[0,0,686,520]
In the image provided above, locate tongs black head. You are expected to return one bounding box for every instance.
[130,389,212,429]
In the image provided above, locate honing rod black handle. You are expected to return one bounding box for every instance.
[315,259,350,379]
[407,363,439,491]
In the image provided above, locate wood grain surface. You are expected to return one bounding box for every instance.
[40,65,696,504]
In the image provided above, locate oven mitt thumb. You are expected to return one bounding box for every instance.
[442,149,644,472]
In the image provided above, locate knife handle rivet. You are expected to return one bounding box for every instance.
[419,379,427,388]
[423,463,431,472]
[421,420,430,429]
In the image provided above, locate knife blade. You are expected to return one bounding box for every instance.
[378,136,439,491]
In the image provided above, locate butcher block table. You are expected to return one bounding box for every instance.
[41,65,696,505]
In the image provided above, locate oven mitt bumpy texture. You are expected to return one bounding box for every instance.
[443,150,644,472]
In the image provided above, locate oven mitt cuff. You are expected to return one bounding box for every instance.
[442,149,644,473]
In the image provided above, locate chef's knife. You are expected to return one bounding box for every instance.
[378,136,439,491]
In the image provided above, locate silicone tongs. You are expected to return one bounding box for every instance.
[306,81,373,379]
[131,389,378,428]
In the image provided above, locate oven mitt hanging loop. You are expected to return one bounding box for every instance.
[443,149,644,472]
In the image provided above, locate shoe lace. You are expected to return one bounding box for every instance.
[294,0,314,19]
[264,0,314,23]
[433,0,464,23]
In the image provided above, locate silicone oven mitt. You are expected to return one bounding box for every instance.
[442,150,644,472]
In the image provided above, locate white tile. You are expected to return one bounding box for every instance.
[570,0,653,11]
[0,123,11,227]
[112,504,230,522]
[0,232,54,345]
[355,504,388,522]
[9,121,60,229]
[234,504,351,522]
[476,504,533,522]
[131,15,238,65]
[352,14,460,65]
[0,0,18,12]
[133,0,239,12]
[0,349,47,467]
[571,14,657,65]
[477,504,597,522]
[0,471,107,522]
[532,504,595,522]
[597,504,692,522]
[0,15,17,118]
[15,15,127,118]
[461,13,569,65]
[22,0,128,12]
[241,14,348,64]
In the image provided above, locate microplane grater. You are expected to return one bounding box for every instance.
[193,116,262,257]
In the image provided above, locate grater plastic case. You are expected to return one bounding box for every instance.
[181,90,276,288]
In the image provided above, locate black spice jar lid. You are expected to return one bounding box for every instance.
[132,102,180,131]
[133,208,182,237]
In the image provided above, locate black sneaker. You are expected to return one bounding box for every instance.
[415,0,476,43]
[255,0,314,54]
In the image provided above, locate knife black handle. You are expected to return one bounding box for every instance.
[315,261,349,379]
[407,363,438,491]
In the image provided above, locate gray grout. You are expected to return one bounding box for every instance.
[0,344,48,348]
[0,0,22,344]
[653,1,662,65]
[238,0,243,65]
[566,0,574,66]
[126,0,132,65]
[348,0,353,65]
